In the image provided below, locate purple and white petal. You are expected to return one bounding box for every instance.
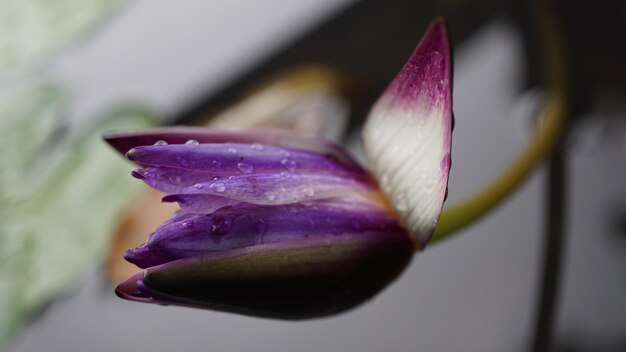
[362,18,453,247]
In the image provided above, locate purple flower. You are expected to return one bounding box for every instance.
[105,18,452,319]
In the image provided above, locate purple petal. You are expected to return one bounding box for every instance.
[131,231,413,319]
[362,18,453,247]
[137,172,377,207]
[115,273,200,308]
[124,200,404,268]
[162,194,242,214]
[115,273,172,305]
[126,142,363,181]
[103,127,362,171]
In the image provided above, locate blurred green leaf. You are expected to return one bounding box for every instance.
[0,83,156,345]
[0,0,121,72]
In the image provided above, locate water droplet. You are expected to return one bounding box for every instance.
[168,175,181,184]
[144,170,156,179]
[280,159,297,172]
[209,182,226,192]
[264,191,277,201]
[227,147,238,154]
[302,188,315,197]
[185,139,199,145]
[211,160,221,167]
[176,156,191,167]
[228,175,235,180]
[153,140,168,146]
[193,183,203,189]
[210,215,232,239]
[395,194,408,212]
[182,221,192,228]
[251,143,264,150]
[237,163,254,173]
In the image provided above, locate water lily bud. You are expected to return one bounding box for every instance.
[106,129,414,319]
[105,17,453,318]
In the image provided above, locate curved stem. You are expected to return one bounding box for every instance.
[431,2,569,243]
[531,146,566,352]
[431,97,567,242]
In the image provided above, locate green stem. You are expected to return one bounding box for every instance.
[431,2,569,244]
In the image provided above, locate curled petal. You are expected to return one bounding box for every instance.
[117,232,413,319]
[362,18,453,247]
[103,127,362,171]
[125,143,362,175]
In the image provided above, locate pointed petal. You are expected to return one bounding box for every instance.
[125,142,362,178]
[115,273,172,305]
[138,232,413,319]
[103,127,362,171]
[115,273,201,308]
[125,200,403,268]
[362,18,453,247]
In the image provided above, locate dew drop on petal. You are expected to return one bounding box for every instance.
[153,140,168,146]
[211,160,221,167]
[264,191,277,202]
[237,163,254,173]
[227,147,238,154]
[185,139,199,145]
[302,188,315,197]
[209,182,226,192]
[280,159,297,172]
[182,221,192,228]
[211,215,232,239]
[395,193,408,212]
[194,183,204,189]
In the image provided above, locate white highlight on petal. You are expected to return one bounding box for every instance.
[363,98,449,247]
